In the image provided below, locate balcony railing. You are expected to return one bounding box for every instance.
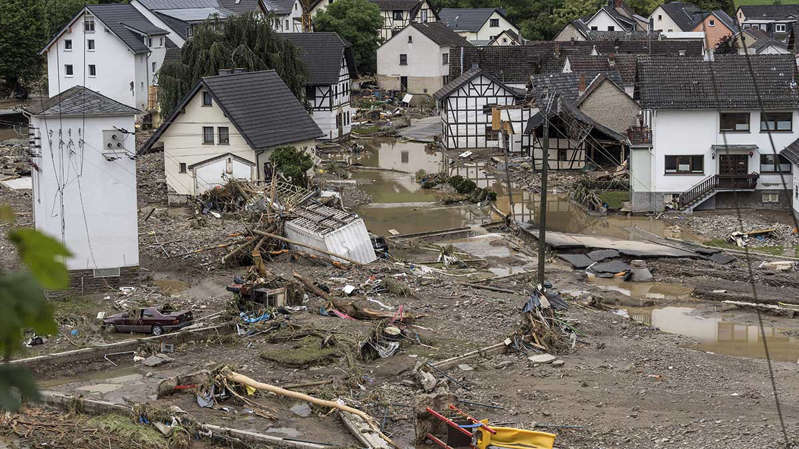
[677,173,759,209]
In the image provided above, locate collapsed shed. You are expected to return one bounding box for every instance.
[284,202,377,264]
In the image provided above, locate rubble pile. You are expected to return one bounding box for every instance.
[136,151,167,205]
[675,214,799,248]
[0,142,29,178]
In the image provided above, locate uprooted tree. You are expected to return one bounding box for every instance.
[158,13,307,118]
[0,206,69,411]
[270,146,314,187]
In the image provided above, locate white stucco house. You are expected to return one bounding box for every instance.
[631,54,799,213]
[438,8,518,45]
[282,32,356,140]
[372,0,437,41]
[24,87,141,292]
[41,4,169,113]
[555,0,646,41]
[377,22,470,94]
[140,70,323,200]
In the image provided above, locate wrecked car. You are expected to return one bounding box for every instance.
[103,307,193,335]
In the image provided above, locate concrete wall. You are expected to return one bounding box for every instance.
[160,87,258,196]
[579,80,640,135]
[650,6,683,32]
[31,115,139,271]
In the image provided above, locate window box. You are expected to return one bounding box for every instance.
[720,112,750,132]
[665,155,704,174]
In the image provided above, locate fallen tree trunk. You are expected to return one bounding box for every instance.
[221,368,398,449]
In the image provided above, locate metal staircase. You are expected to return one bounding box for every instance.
[677,173,759,212]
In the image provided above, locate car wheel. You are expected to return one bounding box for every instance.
[152,325,163,336]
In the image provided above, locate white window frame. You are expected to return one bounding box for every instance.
[88,64,96,77]
[64,39,72,51]
[87,39,95,51]
[776,24,787,32]
[64,64,74,77]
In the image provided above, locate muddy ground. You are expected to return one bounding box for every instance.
[3,143,799,448]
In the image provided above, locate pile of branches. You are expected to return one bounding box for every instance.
[513,285,576,355]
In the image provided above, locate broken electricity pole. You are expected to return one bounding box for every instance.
[537,91,553,286]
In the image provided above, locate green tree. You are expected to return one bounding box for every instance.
[313,0,382,74]
[158,13,307,118]
[0,0,46,87]
[551,0,604,33]
[626,0,661,16]
[270,146,314,187]
[0,206,69,411]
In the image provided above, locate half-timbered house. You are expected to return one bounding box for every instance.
[433,65,532,153]
[373,0,437,41]
[281,33,356,140]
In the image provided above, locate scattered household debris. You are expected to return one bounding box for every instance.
[514,284,575,354]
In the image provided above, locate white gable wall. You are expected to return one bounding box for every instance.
[31,114,139,271]
[585,9,623,31]
[471,12,518,41]
[47,11,137,108]
[650,6,683,32]
[160,88,257,196]
[377,26,450,94]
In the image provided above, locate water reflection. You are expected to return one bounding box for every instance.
[626,305,799,361]
[357,138,442,174]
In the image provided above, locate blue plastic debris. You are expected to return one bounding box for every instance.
[239,311,270,323]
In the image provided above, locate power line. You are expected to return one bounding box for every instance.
[709,16,792,446]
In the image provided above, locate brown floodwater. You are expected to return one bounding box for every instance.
[625,305,799,362]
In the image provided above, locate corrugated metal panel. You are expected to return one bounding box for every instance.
[323,219,376,264]
[284,217,376,264]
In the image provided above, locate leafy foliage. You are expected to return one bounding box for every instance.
[0,210,68,411]
[313,0,383,73]
[0,0,46,85]
[158,13,307,118]
[270,146,314,187]
[715,33,738,54]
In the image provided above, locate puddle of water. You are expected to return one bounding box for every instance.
[590,277,694,300]
[450,234,536,277]
[625,305,799,362]
[357,204,488,236]
[353,170,439,204]
[356,138,442,174]
[495,191,704,242]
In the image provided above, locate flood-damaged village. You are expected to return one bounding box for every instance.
[6,0,799,447]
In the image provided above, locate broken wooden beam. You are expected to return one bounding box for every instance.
[430,341,508,370]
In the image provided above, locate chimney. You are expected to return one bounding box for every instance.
[578,74,586,96]
[608,53,616,67]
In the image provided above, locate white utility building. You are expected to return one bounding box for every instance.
[24,87,141,291]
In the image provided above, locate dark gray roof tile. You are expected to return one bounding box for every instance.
[739,4,799,20]
[659,1,703,31]
[87,4,168,54]
[142,71,322,153]
[439,8,509,32]
[409,22,471,47]
[637,54,799,110]
[280,32,355,85]
[24,86,140,117]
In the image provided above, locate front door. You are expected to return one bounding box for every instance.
[718,154,749,188]
[400,76,408,92]
[719,154,748,176]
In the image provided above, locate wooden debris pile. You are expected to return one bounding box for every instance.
[513,285,576,355]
